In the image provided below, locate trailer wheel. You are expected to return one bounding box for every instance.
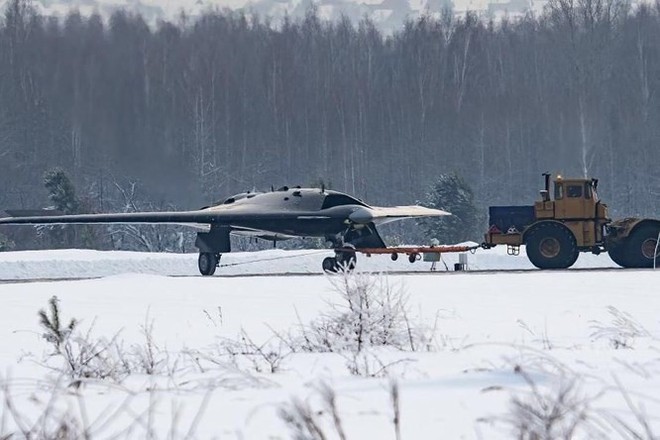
[525,222,579,269]
[624,225,660,268]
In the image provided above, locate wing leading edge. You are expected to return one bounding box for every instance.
[360,205,450,225]
[0,211,217,226]
[0,210,310,227]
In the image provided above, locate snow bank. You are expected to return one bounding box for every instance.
[0,245,618,280]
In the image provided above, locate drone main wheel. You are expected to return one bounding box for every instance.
[322,257,338,273]
[198,252,219,276]
[336,249,357,271]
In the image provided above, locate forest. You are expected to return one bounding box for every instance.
[0,0,659,250]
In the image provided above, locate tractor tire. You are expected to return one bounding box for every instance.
[198,252,218,276]
[525,222,579,269]
[606,240,630,268]
[623,225,660,268]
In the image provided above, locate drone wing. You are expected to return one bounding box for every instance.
[366,205,450,225]
[0,210,218,227]
[0,206,317,230]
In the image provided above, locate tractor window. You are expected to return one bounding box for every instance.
[584,183,592,199]
[554,183,564,200]
[567,185,583,198]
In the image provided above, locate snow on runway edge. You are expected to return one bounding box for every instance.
[0,245,619,280]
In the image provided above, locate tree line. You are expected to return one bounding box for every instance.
[1,0,659,250]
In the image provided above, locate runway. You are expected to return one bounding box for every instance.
[0,265,635,284]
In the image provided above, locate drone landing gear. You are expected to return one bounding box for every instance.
[198,252,221,276]
[322,257,338,273]
[322,247,357,273]
[195,227,230,276]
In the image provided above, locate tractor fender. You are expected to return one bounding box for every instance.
[608,218,660,268]
[607,218,660,243]
[522,220,576,244]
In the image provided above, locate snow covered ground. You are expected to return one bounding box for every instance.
[0,244,618,280]
[1,248,659,439]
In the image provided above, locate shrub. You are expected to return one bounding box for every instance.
[287,272,438,353]
[38,296,173,383]
[507,368,592,439]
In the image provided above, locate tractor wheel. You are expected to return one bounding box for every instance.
[198,252,219,276]
[525,222,579,269]
[322,257,338,273]
[606,240,630,268]
[624,225,660,268]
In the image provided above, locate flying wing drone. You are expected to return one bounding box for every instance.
[0,186,449,275]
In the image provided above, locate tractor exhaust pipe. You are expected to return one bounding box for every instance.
[541,173,551,202]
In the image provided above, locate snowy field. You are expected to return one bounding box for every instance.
[1,248,660,439]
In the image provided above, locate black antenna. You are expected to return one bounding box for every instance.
[270,185,274,192]
[321,183,325,193]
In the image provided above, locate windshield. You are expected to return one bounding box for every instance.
[321,193,368,209]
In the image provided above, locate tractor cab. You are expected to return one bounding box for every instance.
[535,174,608,223]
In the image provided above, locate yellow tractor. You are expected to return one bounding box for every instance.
[484,173,660,269]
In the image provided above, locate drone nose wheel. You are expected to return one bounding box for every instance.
[198,252,220,276]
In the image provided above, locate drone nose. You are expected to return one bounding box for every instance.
[348,207,374,224]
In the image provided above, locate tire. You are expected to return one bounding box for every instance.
[333,244,357,272]
[322,257,338,273]
[336,250,357,271]
[606,240,630,268]
[525,222,579,269]
[624,225,660,268]
[566,247,580,268]
[198,252,218,276]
